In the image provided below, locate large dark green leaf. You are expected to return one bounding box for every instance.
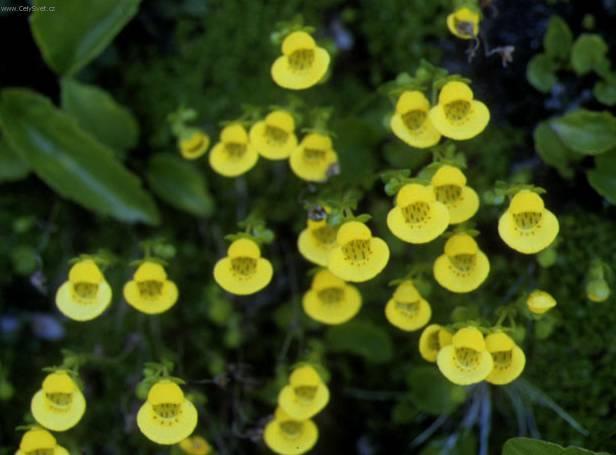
[588,151,616,204]
[146,153,214,217]
[0,135,30,182]
[533,121,580,178]
[61,79,139,152]
[543,16,573,61]
[527,54,558,93]
[570,34,609,76]
[326,320,393,363]
[551,110,616,155]
[0,88,159,224]
[30,0,141,75]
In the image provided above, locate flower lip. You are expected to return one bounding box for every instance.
[431,165,467,187]
[396,183,436,206]
[42,372,76,394]
[69,259,103,284]
[282,31,316,55]
[336,221,372,244]
[147,381,184,405]
[444,234,479,256]
[227,238,261,258]
[509,190,545,214]
[453,327,485,351]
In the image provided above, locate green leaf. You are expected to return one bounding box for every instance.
[527,54,558,93]
[61,79,139,152]
[30,0,141,75]
[570,34,609,76]
[325,320,393,363]
[406,366,465,415]
[551,110,616,155]
[0,88,159,225]
[146,153,214,217]
[0,135,30,182]
[593,79,616,106]
[533,121,579,178]
[502,438,563,455]
[588,157,616,204]
[543,16,573,61]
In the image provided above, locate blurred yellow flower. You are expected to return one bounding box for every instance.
[289,133,338,182]
[178,129,210,160]
[263,408,318,455]
[31,371,86,432]
[278,365,329,420]
[498,190,559,254]
[385,281,431,332]
[124,261,179,314]
[446,7,480,40]
[209,123,258,177]
[419,324,453,362]
[16,427,69,455]
[250,110,298,160]
[526,290,557,315]
[328,221,389,282]
[137,380,198,445]
[429,81,490,140]
[213,238,273,295]
[433,233,490,293]
[179,435,212,454]
[437,327,493,385]
[485,332,526,385]
[297,219,338,266]
[55,259,112,321]
[390,91,441,149]
[302,270,361,325]
[387,183,449,244]
[271,31,330,90]
[431,165,479,224]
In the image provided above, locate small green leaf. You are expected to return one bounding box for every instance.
[0,88,159,225]
[593,79,616,106]
[30,0,141,75]
[570,34,609,75]
[502,438,563,455]
[551,110,616,155]
[0,135,30,182]
[533,121,579,178]
[61,79,139,152]
[325,320,393,363]
[587,161,616,204]
[543,16,573,61]
[527,54,558,93]
[146,153,214,217]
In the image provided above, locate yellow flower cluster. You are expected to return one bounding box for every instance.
[264,365,329,454]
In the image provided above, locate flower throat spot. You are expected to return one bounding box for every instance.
[317,287,344,305]
[137,281,164,299]
[26,449,55,455]
[280,420,303,439]
[395,301,420,318]
[449,254,476,275]
[294,385,318,402]
[152,403,182,425]
[73,282,98,301]
[45,392,73,409]
[454,347,481,370]
[304,147,327,162]
[402,202,431,225]
[513,212,542,231]
[402,110,427,131]
[342,239,372,264]
[225,142,247,159]
[428,331,442,352]
[265,125,289,145]
[311,225,337,245]
[185,136,206,155]
[492,350,513,370]
[455,20,475,38]
[231,257,257,279]
[444,100,471,124]
[288,49,315,72]
[435,185,463,205]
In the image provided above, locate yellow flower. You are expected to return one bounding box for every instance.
[137,380,198,445]
[429,81,490,140]
[387,183,449,244]
[213,238,273,295]
[278,365,329,420]
[385,281,431,332]
[249,110,298,160]
[55,259,112,321]
[302,270,361,325]
[271,31,330,90]
[289,133,338,182]
[431,165,479,224]
[446,7,480,40]
[209,124,258,177]
[433,234,490,293]
[526,290,557,315]
[297,219,338,266]
[390,91,441,149]
[328,221,390,282]
[179,130,210,160]
[124,261,178,314]
[179,435,212,455]
[419,324,453,362]
[31,371,86,432]
[437,327,494,385]
[263,408,318,455]
[485,332,526,385]
[16,427,69,455]
[586,279,610,302]
[498,190,559,254]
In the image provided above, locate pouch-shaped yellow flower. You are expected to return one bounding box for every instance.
[278,365,329,420]
[179,435,212,454]
[328,221,390,282]
[55,259,112,321]
[179,130,210,160]
[387,183,449,244]
[213,238,274,295]
[263,408,318,455]
[526,290,557,315]
[249,110,298,160]
[498,190,559,254]
[433,234,490,293]
[31,371,86,432]
[289,133,338,182]
[16,428,69,455]
[485,332,526,385]
[271,31,330,90]
[447,7,480,39]
[419,324,453,362]
[302,270,361,325]
[390,91,441,149]
[385,281,431,332]
[124,261,179,315]
[137,380,198,445]
[297,219,338,266]
[431,165,479,224]
[429,81,490,140]
[437,327,494,385]
[209,124,258,177]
